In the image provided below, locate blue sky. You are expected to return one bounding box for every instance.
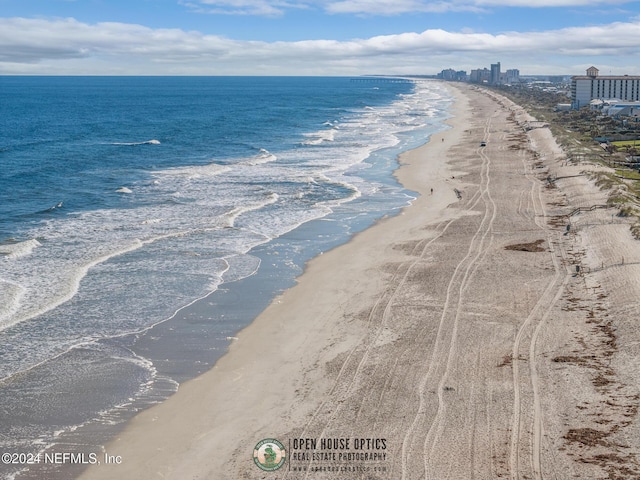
[1,0,640,75]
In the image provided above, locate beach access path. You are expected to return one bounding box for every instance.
[79,84,640,479]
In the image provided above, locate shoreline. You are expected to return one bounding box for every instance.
[77,83,466,479]
[80,82,640,479]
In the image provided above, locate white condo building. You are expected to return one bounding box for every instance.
[572,66,640,108]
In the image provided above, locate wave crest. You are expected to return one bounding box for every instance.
[112,139,161,146]
[0,239,42,260]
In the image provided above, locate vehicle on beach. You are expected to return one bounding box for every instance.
[480,141,487,146]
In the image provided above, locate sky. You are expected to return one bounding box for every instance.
[1,0,640,75]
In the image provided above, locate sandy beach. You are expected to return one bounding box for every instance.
[79,83,640,479]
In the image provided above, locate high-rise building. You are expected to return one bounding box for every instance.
[505,69,520,84]
[470,68,491,84]
[490,62,501,85]
[438,69,468,81]
[571,66,640,108]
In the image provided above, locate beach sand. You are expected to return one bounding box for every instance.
[79,83,640,479]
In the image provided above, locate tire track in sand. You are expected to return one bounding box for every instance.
[508,127,570,480]
[400,114,498,480]
[285,215,460,479]
[422,115,499,480]
[292,116,493,478]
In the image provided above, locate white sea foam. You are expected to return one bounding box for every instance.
[302,127,337,145]
[156,162,231,178]
[0,239,41,259]
[221,254,261,283]
[244,148,277,165]
[0,237,146,334]
[224,192,279,228]
[0,280,25,326]
[112,139,160,146]
[44,201,63,212]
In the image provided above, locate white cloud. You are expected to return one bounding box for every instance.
[179,0,313,16]
[1,16,640,75]
[325,0,472,14]
[182,0,634,16]
[474,0,629,5]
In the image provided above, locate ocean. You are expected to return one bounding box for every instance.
[0,76,452,479]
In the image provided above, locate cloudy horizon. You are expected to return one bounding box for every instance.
[1,0,640,76]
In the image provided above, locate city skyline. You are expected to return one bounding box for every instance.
[1,0,640,75]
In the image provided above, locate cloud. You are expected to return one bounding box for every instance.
[182,0,634,16]
[324,0,472,15]
[1,16,640,74]
[474,0,629,6]
[0,18,234,64]
[179,0,313,16]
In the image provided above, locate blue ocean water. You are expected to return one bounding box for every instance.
[0,76,452,479]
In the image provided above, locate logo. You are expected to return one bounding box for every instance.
[253,438,287,472]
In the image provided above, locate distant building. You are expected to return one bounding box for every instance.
[439,61,517,86]
[437,68,468,81]
[600,101,640,118]
[491,62,501,85]
[571,66,640,108]
[547,75,568,84]
[505,69,520,84]
[470,68,491,84]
